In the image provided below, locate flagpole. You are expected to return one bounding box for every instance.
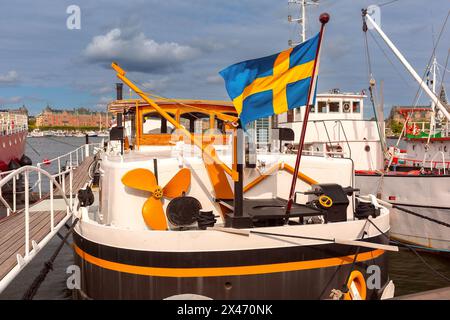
[285,13,330,222]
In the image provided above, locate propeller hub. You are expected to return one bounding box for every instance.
[153,186,163,199]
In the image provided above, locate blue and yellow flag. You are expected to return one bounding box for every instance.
[220,33,319,127]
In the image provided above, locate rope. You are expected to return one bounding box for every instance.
[26,139,41,156]
[342,220,369,295]
[377,0,401,7]
[438,49,450,99]
[42,136,80,148]
[22,218,80,300]
[392,204,450,228]
[361,13,388,157]
[366,218,450,283]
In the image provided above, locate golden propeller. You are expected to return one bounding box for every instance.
[121,168,191,230]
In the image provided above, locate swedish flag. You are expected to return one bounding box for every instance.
[220,33,320,127]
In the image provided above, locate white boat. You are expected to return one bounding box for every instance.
[28,129,44,137]
[70,61,394,300]
[97,131,109,137]
[280,9,450,253]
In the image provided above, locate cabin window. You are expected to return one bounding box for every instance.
[353,101,361,113]
[318,101,327,113]
[287,109,294,122]
[294,107,301,121]
[180,112,211,133]
[271,115,278,129]
[329,101,340,113]
[142,113,175,134]
[310,104,315,113]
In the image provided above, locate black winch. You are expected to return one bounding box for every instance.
[304,184,359,223]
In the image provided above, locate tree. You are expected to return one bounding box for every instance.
[389,120,403,135]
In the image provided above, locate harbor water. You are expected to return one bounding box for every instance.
[0,136,449,299]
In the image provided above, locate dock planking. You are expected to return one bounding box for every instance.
[64,156,94,195]
[0,156,94,288]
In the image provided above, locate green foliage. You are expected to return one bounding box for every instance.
[389,120,403,135]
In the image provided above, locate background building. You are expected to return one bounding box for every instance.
[35,106,109,128]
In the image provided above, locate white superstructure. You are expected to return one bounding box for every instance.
[276,91,384,171]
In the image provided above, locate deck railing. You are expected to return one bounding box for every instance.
[0,165,76,293]
[35,142,102,198]
[0,141,103,293]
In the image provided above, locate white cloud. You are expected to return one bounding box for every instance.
[91,85,114,95]
[0,70,19,84]
[206,75,223,84]
[84,28,198,73]
[141,76,171,93]
[95,96,112,109]
[0,96,22,104]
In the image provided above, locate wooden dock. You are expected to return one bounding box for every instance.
[0,156,94,291]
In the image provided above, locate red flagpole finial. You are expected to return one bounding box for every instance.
[319,12,330,24]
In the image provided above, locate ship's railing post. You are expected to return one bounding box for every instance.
[58,157,61,176]
[69,166,73,213]
[0,187,9,216]
[12,175,16,213]
[50,179,54,231]
[76,147,79,166]
[37,163,42,199]
[24,169,30,257]
[85,135,90,158]
[69,153,73,168]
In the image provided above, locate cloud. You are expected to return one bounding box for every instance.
[206,75,223,84]
[141,76,171,93]
[83,28,199,74]
[0,70,20,85]
[95,96,112,109]
[0,96,22,104]
[91,85,114,95]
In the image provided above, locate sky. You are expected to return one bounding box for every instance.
[0,0,449,117]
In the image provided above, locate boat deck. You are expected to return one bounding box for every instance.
[0,156,93,292]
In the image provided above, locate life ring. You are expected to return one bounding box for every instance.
[319,195,333,208]
[344,270,367,300]
[343,102,351,112]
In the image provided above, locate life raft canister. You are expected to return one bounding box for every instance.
[344,270,367,300]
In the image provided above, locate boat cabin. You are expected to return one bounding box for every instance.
[108,98,238,150]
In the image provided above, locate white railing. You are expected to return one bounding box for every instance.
[0,113,28,136]
[428,151,447,175]
[0,165,76,293]
[35,142,102,198]
[408,121,450,137]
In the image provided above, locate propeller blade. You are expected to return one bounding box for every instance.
[142,197,167,230]
[163,168,191,198]
[122,168,157,192]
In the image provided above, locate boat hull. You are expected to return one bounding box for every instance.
[356,174,450,253]
[0,131,27,169]
[73,231,389,300]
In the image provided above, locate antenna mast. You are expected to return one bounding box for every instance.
[288,0,319,46]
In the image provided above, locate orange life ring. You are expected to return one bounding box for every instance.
[344,270,367,300]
